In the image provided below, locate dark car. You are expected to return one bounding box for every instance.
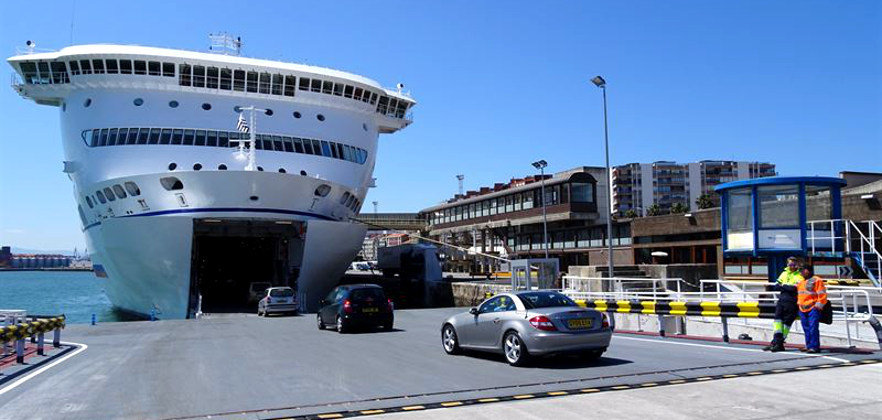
[317,284,394,333]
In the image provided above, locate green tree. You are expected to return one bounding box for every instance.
[695,194,715,210]
[670,202,688,214]
[646,203,661,216]
[624,209,638,219]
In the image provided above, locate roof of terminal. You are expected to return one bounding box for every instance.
[714,176,846,192]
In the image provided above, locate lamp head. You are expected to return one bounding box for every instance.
[531,160,547,170]
[591,75,606,88]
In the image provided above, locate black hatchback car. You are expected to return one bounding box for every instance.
[317,284,394,333]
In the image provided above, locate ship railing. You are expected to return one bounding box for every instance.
[14,46,56,55]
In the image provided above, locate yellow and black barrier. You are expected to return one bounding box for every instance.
[0,315,66,364]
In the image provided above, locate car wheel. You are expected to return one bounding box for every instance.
[503,331,529,366]
[317,314,325,330]
[336,316,347,334]
[257,307,263,317]
[442,325,461,355]
[383,320,394,330]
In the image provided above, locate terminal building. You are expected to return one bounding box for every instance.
[612,160,776,216]
[419,167,632,272]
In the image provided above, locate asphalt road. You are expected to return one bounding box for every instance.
[0,308,877,420]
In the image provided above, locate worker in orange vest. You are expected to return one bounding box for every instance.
[797,266,827,353]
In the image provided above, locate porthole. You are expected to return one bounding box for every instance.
[340,192,351,205]
[84,98,92,108]
[96,190,107,204]
[160,177,184,191]
[133,98,144,106]
[112,184,127,199]
[314,184,331,197]
[168,162,177,171]
[249,195,259,201]
[218,164,227,170]
[257,166,264,171]
[193,163,203,171]
[293,111,301,119]
[278,168,286,173]
[300,170,307,176]
[85,196,93,208]
[124,181,141,196]
[103,187,116,201]
[362,123,368,131]
[264,109,273,116]
[316,114,325,121]
[201,103,211,111]
[233,105,242,113]
[169,100,179,108]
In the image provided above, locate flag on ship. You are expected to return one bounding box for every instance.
[236,113,249,133]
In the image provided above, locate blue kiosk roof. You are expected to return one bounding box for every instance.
[714,176,846,192]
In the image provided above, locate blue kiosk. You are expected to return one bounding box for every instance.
[715,176,847,282]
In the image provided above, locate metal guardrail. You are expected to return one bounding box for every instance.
[0,314,66,366]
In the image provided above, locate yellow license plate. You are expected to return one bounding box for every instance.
[362,307,379,313]
[567,318,592,329]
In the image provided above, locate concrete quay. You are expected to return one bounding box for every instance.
[0,308,878,420]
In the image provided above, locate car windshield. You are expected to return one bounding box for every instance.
[349,287,385,302]
[269,288,294,297]
[517,292,577,309]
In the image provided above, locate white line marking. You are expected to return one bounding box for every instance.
[614,335,850,363]
[0,341,88,396]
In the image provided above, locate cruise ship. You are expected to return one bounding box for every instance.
[7,40,415,318]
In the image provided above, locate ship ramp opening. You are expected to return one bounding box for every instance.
[189,219,305,316]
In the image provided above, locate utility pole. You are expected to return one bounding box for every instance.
[456,174,464,196]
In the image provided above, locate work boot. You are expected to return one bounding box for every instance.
[799,347,808,352]
[806,348,820,354]
[768,343,786,352]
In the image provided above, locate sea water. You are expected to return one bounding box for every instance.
[0,271,132,323]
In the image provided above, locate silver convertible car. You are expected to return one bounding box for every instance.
[441,291,612,366]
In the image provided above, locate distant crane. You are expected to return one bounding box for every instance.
[372,201,379,215]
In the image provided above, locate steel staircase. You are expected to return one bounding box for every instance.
[849,220,881,287]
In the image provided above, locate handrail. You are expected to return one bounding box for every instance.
[847,220,882,287]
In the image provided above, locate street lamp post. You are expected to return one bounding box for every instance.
[531,160,549,259]
[591,76,614,279]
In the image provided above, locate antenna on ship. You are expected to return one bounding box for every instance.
[208,32,242,56]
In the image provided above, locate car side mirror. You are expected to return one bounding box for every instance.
[469,307,479,315]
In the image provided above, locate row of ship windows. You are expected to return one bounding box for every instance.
[17,58,412,119]
[85,182,142,209]
[81,128,369,165]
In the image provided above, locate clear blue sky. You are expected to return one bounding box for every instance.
[1,0,880,251]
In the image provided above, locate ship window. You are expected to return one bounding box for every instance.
[233,70,245,91]
[160,177,184,191]
[220,68,232,90]
[163,62,175,77]
[361,91,371,103]
[113,184,127,199]
[329,142,339,159]
[310,78,322,93]
[86,196,94,208]
[35,61,50,84]
[117,128,128,144]
[206,130,217,147]
[79,59,92,75]
[193,65,206,88]
[344,85,354,98]
[193,163,202,171]
[137,128,150,145]
[312,140,322,155]
[105,59,118,74]
[103,187,116,201]
[362,123,368,131]
[134,60,147,75]
[160,129,172,144]
[179,64,191,86]
[202,103,211,111]
[126,128,139,144]
[278,168,286,173]
[321,141,332,157]
[169,100,179,108]
[293,138,304,153]
[345,195,355,207]
[19,62,37,83]
[343,145,352,161]
[206,67,219,88]
[68,61,80,76]
[51,61,69,83]
[377,96,388,114]
[260,137,271,150]
[314,184,331,197]
[353,87,363,101]
[218,131,229,147]
[283,138,294,152]
[119,59,132,74]
[293,111,301,119]
[300,170,307,176]
[183,129,195,145]
[148,128,161,144]
[302,139,313,154]
[336,143,344,159]
[264,109,273,116]
[317,114,325,121]
[98,129,109,146]
[195,130,207,146]
[284,75,295,96]
[246,71,258,92]
[370,93,378,105]
[340,192,351,205]
[333,83,344,96]
[218,164,227,170]
[171,129,184,145]
[273,137,283,151]
[91,129,100,146]
[148,61,161,76]
[96,190,107,204]
[92,59,105,74]
[84,98,92,108]
[133,98,144,106]
[124,182,141,196]
[299,77,310,91]
[257,166,264,172]
[387,98,398,116]
[322,80,333,94]
[259,72,271,94]
[271,74,283,95]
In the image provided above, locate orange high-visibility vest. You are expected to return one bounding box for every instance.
[797,276,828,313]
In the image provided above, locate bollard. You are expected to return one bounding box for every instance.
[15,338,25,364]
[53,327,61,348]
[37,332,44,356]
[721,317,730,343]
[91,313,96,325]
[657,314,666,337]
